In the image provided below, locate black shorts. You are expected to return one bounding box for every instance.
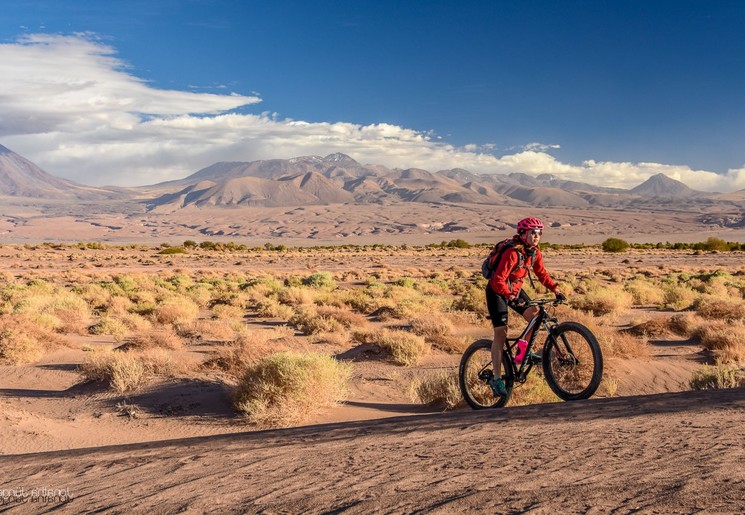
[485,284,531,328]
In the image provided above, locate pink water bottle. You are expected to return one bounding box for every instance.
[515,339,528,365]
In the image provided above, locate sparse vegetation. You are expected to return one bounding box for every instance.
[233,351,351,427]
[2,243,744,433]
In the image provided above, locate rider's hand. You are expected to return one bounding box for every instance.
[512,297,527,308]
[554,291,567,303]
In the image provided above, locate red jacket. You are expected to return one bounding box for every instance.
[488,243,558,297]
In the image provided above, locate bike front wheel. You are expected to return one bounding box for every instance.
[542,322,603,401]
[459,339,514,409]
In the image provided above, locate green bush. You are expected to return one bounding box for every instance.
[601,238,630,253]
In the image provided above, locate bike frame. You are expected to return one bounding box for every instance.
[504,300,560,382]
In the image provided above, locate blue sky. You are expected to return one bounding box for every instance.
[1,0,744,191]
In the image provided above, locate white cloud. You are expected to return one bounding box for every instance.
[0,33,743,193]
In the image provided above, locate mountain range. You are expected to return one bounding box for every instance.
[1,144,744,214]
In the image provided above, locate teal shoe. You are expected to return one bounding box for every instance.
[487,376,508,397]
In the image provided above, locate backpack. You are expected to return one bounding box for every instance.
[481,239,526,280]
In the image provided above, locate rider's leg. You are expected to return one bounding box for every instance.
[491,325,507,378]
[520,306,539,341]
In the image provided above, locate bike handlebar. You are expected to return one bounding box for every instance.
[525,297,564,307]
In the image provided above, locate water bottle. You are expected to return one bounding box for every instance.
[515,339,528,365]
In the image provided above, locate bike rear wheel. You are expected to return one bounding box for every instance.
[459,339,514,409]
[542,322,603,401]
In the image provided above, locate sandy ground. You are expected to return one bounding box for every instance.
[1,388,744,513]
[0,247,743,512]
[2,201,745,245]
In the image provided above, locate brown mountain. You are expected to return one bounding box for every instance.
[0,144,118,200]
[629,173,702,197]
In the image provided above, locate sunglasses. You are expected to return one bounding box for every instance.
[529,229,542,236]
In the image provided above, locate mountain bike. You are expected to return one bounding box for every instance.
[459,298,603,408]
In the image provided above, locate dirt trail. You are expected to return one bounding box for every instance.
[1,387,744,513]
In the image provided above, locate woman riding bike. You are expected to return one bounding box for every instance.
[485,217,566,397]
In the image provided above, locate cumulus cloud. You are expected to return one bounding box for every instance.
[0,33,743,192]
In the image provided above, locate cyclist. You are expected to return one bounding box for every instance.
[485,217,566,397]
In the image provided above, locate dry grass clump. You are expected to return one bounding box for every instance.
[255,298,294,319]
[557,307,649,359]
[210,303,245,320]
[290,306,345,335]
[80,348,199,393]
[409,370,462,410]
[569,287,633,317]
[124,328,184,350]
[510,373,561,406]
[624,279,666,306]
[89,316,129,341]
[314,306,369,329]
[0,315,67,364]
[694,296,745,321]
[690,362,743,390]
[152,296,200,325]
[204,329,301,378]
[178,319,238,342]
[12,290,92,334]
[352,328,430,366]
[233,351,351,428]
[662,283,699,311]
[692,321,745,363]
[277,286,317,306]
[408,313,469,353]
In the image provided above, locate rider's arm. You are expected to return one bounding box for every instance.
[490,247,519,297]
[531,249,558,292]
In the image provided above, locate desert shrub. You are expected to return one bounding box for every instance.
[394,277,416,289]
[178,319,237,342]
[302,272,337,289]
[204,330,299,377]
[409,370,462,410]
[80,348,197,393]
[624,279,665,306]
[158,246,187,255]
[668,313,701,337]
[409,314,454,339]
[0,315,66,364]
[509,373,561,406]
[278,286,317,306]
[152,296,199,325]
[602,238,630,253]
[125,328,184,350]
[557,307,649,359]
[690,362,742,390]
[569,288,633,317]
[352,328,430,366]
[315,306,368,329]
[80,350,147,393]
[89,317,129,341]
[233,351,351,427]
[255,298,294,319]
[211,303,245,320]
[290,306,344,335]
[13,290,92,334]
[694,296,745,321]
[451,283,485,314]
[662,284,699,311]
[692,320,745,363]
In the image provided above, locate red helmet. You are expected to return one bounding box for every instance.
[517,217,544,232]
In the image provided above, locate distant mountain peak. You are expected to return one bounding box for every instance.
[629,173,699,197]
[0,143,116,200]
[324,152,357,164]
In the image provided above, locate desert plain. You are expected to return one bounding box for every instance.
[0,239,744,513]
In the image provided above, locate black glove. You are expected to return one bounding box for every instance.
[512,297,528,308]
[555,292,567,303]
